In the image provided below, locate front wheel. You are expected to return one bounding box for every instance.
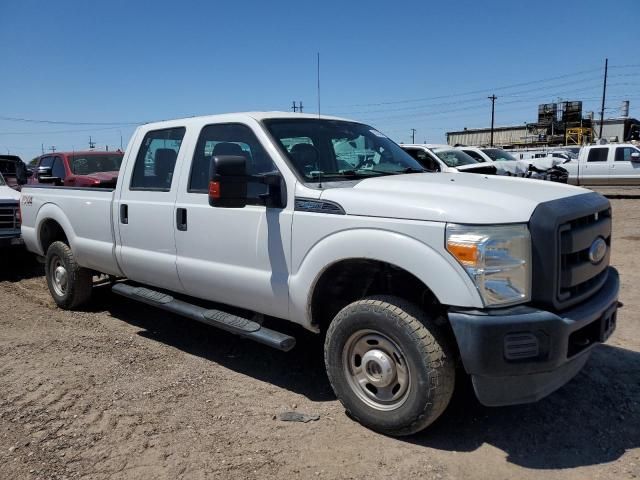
[324,296,455,436]
[45,241,93,309]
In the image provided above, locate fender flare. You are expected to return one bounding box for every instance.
[288,228,483,330]
[33,202,78,256]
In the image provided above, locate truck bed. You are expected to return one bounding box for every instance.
[20,185,121,276]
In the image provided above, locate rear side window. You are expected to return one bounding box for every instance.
[130,127,186,191]
[587,148,609,162]
[189,123,276,202]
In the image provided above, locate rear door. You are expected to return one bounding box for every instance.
[115,126,187,292]
[579,147,610,185]
[609,146,640,185]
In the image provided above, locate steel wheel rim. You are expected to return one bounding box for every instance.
[50,256,68,297]
[342,329,411,411]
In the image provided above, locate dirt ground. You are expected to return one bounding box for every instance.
[1,199,639,480]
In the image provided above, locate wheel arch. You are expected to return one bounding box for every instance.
[289,228,483,331]
[35,203,77,255]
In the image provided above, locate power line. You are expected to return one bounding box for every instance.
[327,64,639,110]
[0,115,141,126]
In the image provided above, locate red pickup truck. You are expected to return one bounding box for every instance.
[30,150,124,188]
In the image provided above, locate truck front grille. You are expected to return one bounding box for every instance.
[529,192,611,311]
[558,208,611,306]
[0,203,20,231]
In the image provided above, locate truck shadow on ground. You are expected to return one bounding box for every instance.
[0,248,43,281]
[408,343,640,469]
[93,286,334,402]
[96,287,639,469]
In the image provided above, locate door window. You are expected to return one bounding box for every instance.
[463,150,485,162]
[130,127,186,191]
[404,148,439,171]
[39,156,53,168]
[188,123,276,203]
[615,147,639,162]
[587,148,609,162]
[52,157,66,179]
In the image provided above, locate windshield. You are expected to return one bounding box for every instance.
[433,149,477,167]
[0,172,5,186]
[263,119,424,181]
[482,148,516,161]
[69,154,123,175]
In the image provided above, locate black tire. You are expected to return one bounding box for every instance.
[45,241,93,309]
[324,295,455,436]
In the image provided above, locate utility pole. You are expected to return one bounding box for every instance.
[50,146,56,153]
[291,101,298,112]
[89,136,96,149]
[599,58,608,140]
[299,101,303,113]
[41,143,44,155]
[410,128,416,143]
[488,95,497,147]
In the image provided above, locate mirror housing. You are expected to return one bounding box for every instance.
[208,155,248,208]
[37,165,52,178]
[631,152,640,163]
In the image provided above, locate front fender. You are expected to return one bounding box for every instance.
[288,228,483,330]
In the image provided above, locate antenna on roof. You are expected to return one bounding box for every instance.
[317,52,321,119]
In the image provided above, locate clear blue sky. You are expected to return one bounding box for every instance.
[1,0,638,161]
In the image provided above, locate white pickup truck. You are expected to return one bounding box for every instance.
[562,143,640,185]
[21,112,619,436]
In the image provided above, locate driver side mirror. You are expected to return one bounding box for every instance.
[36,165,62,185]
[631,152,640,163]
[37,165,52,178]
[208,155,248,208]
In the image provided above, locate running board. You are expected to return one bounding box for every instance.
[111,283,296,352]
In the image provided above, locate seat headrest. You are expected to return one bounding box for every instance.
[154,148,177,177]
[290,143,318,160]
[212,142,244,157]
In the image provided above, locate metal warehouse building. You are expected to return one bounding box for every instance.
[446,117,639,148]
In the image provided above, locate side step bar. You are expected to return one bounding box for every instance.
[112,283,296,352]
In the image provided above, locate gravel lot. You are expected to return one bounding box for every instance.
[1,199,639,480]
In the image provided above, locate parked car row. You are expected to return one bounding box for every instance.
[18,112,619,437]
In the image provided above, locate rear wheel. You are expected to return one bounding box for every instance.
[324,295,455,436]
[45,241,93,309]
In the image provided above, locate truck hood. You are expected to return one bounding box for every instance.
[0,184,20,201]
[320,173,587,224]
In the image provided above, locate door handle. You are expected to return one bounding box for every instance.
[120,204,128,224]
[176,208,188,231]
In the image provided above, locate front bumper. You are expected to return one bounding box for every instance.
[0,231,23,247]
[448,267,619,406]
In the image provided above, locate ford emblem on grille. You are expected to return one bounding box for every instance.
[588,237,607,264]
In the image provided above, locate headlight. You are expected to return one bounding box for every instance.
[446,224,531,307]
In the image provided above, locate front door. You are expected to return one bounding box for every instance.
[174,122,292,318]
[115,126,187,292]
[580,147,610,185]
[609,145,640,185]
